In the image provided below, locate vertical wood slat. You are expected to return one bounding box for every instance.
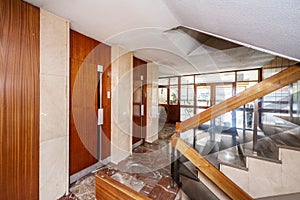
[0,0,40,199]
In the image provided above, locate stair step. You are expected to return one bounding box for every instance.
[217,146,247,170]
[276,116,300,126]
[271,127,300,151]
[242,137,281,163]
[200,140,218,156]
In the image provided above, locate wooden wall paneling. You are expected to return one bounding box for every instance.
[70,30,111,175]
[0,0,40,199]
[132,57,147,145]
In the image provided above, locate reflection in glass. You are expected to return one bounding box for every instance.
[181,76,194,84]
[181,107,194,121]
[181,85,194,106]
[158,88,167,104]
[237,70,258,81]
[170,77,178,85]
[197,86,210,107]
[169,86,178,105]
[158,78,168,86]
[195,72,235,84]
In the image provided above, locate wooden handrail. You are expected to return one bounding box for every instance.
[176,65,300,133]
[96,172,151,200]
[172,135,253,200]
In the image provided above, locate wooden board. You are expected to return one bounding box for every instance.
[177,65,300,133]
[172,136,253,200]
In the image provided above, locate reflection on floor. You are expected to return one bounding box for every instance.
[66,123,179,200]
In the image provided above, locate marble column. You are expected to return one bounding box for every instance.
[146,62,159,143]
[111,45,133,164]
[40,9,70,200]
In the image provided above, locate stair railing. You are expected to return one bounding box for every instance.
[171,65,300,200]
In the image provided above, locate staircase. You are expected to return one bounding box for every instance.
[171,66,300,200]
[220,116,300,198]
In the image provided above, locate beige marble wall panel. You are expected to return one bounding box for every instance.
[146,62,159,143]
[111,45,133,164]
[40,137,67,200]
[220,165,249,192]
[40,75,67,142]
[40,9,70,200]
[248,157,282,198]
[281,148,300,193]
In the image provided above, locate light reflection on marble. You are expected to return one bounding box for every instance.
[69,123,179,200]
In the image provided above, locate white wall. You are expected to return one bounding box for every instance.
[40,9,70,200]
[111,45,133,164]
[146,62,159,143]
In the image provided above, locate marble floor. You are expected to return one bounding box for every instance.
[64,123,179,200]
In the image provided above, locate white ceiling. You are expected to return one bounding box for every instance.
[26,0,300,76]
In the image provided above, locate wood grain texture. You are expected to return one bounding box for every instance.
[0,0,40,199]
[132,57,147,144]
[96,172,151,200]
[172,136,253,200]
[177,65,300,133]
[70,30,111,175]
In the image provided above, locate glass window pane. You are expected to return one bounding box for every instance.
[158,78,168,86]
[215,112,232,127]
[263,67,287,79]
[158,88,168,104]
[181,76,194,84]
[216,85,233,104]
[180,85,194,106]
[293,80,300,117]
[237,70,258,81]
[195,72,235,84]
[262,86,289,111]
[169,86,178,105]
[170,77,178,85]
[197,86,211,106]
[181,107,194,121]
[236,82,257,94]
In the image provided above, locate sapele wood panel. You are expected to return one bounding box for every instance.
[96,172,151,200]
[132,57,147,145]
[0,0,40,199]
[177,66,300,133]
[70,30,111,175]
[172,136,253,200]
